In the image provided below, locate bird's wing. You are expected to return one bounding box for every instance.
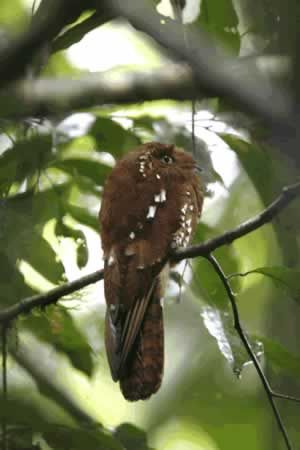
[118,278,158,376]
[105,273,158,381]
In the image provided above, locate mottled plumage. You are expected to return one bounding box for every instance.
[99,142,203,400]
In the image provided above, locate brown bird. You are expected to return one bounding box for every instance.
[99,142,203,401]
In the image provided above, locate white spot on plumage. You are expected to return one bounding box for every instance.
[186,218,192,226]
[129,232,135,239]
[156,173,161,179]
[154,188,167,203]
[147,205,157,219]
[189,205,194,211]
[125,245,135,256]
[137,222,143,230]
[186,191,191,196]
[181,204,188,214]
[108,255,115,266]
[154,193,161,203]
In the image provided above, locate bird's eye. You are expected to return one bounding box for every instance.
[160,154,174,164]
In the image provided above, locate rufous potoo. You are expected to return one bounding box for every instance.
[99,142,203,400]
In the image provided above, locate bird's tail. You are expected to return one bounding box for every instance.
[120,295,164,401]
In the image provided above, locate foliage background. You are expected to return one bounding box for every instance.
[0,0,300,449]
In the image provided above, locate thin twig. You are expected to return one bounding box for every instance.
[272,392,300,403]
[176,260,189,304]
[227,271,252,280]
[2,326,8,450]
[191,99,196,158]
[206,254,292,450]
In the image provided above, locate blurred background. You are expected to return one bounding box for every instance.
[0,0,300,449]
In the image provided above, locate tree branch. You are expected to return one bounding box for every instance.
[100,0,292,129]
[0,270,103,324]
[0,0,64,86]
[0,65,200,118]
[0,0,96,87]
[0,182,299,325]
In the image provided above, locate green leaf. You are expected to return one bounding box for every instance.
[90,117,141,158]
[0,134,53,193]
[64,203,99,231]
[23,306,94,376]
[196,0,240,53]
[201,305,263,377]
[220,134,275,201]
[114,423,154,450]
[240,266,300,303]
[56,219,88,268]
[0,252,34,306]
[0,397,122,450]
[44,424,124,450]
[220,133,300,264]
[52,12,110,53]
[0,194,65,285]
[256,336,300,379]
[0,0,27,29]
[0,395,50,429]
[192,224,241,310]
[51,158,111,185]
[0,187,68,304]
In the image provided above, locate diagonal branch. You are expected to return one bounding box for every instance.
[0,182,300,326]
[0,270,103,324]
